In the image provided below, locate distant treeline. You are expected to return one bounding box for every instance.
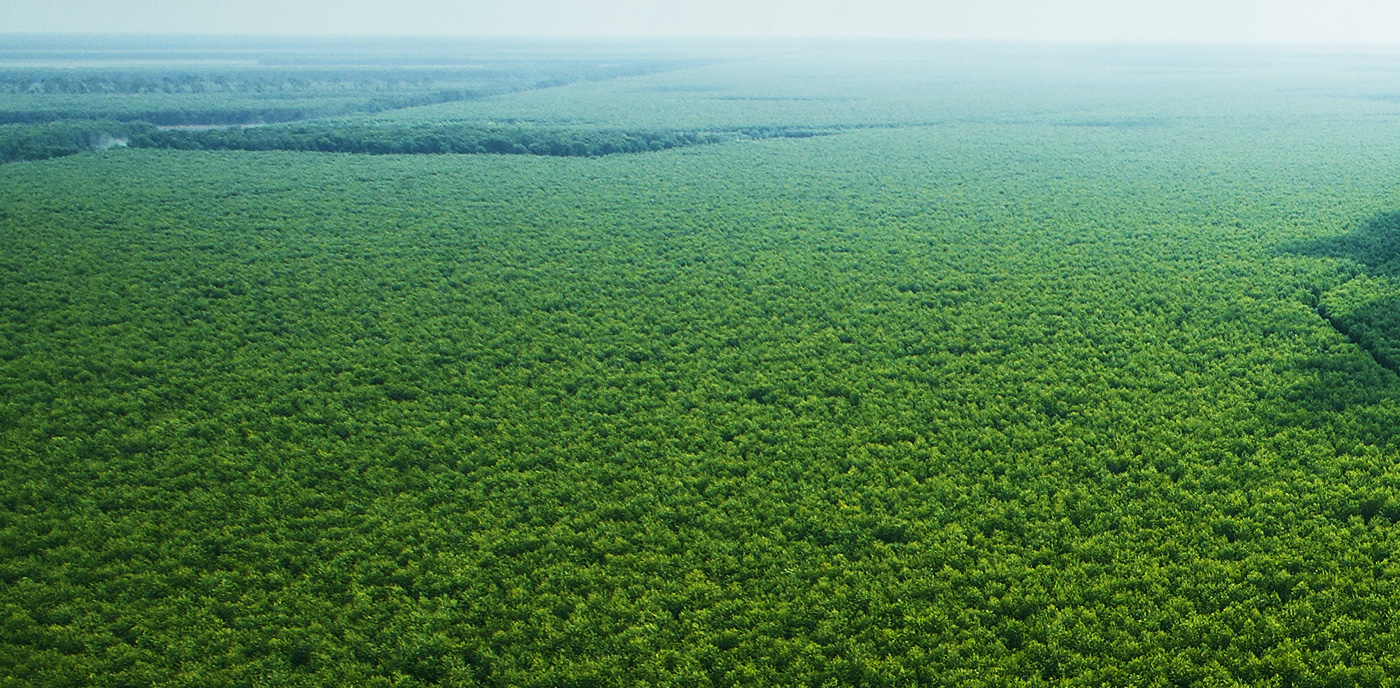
[0,74,441,95]
[0,62,681,98]
[0,119,836,163]
[128,122,834,158]
[0,89,482,126]
[0,57,703,126]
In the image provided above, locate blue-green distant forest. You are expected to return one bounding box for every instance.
[5,35,1400,687]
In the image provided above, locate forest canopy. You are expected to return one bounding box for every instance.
[4,38,1400,688]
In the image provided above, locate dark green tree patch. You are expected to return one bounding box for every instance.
[0,120,155,163]
[125,122,830,158]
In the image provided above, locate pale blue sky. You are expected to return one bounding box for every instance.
[5,0,1400,43]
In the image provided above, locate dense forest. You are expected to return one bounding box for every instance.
[5,38,1400,687]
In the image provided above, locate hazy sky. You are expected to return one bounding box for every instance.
[6,0,1400,44]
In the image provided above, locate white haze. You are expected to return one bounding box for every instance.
[5,0,1400,45]
[94,135,129,151]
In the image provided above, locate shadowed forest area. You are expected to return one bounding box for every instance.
[1291,211,1400,274]
[1288,211,1400,375]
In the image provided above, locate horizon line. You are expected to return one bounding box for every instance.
[4,32,1400,48]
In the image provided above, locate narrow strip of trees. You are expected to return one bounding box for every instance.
[2,119,835,163]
